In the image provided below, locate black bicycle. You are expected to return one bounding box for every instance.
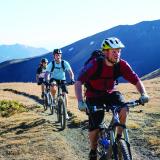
[42,82,55,114]
[54,81,74,130]
[87,99,146,160]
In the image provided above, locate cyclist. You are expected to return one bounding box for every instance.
[45,49,75,119]
[36,58,48,98]
[74,37,149,160]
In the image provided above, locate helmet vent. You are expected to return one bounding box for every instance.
[115,40,118,44]
[109,40,114,44]
[104,40,110,46]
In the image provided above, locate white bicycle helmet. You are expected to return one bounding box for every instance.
[101,37,125,50]
[41,58,48,63]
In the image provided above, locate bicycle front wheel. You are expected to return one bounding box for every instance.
[58,98,67,130]
[43,94,48,111]
[48,93,54,115]
[117,139,132,160]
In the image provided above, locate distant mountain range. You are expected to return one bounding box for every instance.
[0,44,49,63]
[0,19,160,82]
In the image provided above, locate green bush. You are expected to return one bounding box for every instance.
[0,100,27,117]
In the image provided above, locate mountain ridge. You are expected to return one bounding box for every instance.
[0,19,160,82]
[0,43,49,63]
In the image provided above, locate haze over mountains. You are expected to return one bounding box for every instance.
[0,19,160,82]
[0,44,49,63]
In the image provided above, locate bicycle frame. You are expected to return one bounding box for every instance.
[57,83,66,101]
[56,81,73,105]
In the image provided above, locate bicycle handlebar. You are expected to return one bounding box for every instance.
[124,99,141,108]
[65,81,75,86]
[87,99,145,113]
[42,81,74,86]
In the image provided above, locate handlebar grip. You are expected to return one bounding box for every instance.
[126,99,142,107]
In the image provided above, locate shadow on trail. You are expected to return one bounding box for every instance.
[51,118,79,132]
[52,121,64,132]
[68,118,88,129]
[52,118,89,132]
[0,119,46,136]
[3,88,43,104]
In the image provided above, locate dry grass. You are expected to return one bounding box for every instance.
[0,78,160,159]
[0,111,78,160]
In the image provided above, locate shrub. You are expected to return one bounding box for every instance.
[0,100,27,117]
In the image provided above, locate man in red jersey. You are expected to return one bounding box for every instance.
[75,37,149,160]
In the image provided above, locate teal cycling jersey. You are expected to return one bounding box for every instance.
[45,60,71,80]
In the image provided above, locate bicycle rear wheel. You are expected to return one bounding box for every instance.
[58,98,67,130]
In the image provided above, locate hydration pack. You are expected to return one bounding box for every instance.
[84,50,122,84]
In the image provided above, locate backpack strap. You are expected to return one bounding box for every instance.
[61,60,65,71]
[113,62,122,85]
[51,60,65,72]
[89,56,104,79]
[51,61,55,72]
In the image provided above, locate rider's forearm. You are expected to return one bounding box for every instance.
[135,80,147,95]
[69,69,74,80]
[74,81,83,101]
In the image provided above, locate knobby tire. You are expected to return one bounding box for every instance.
[58,98,67,130]
[43,94,48,111]
[48,93,54,115]
[117,139,132,160]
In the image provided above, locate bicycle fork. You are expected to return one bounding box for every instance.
[123,128,132,159]
[109,119,132,159]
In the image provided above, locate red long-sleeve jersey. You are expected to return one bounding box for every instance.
[77,59,140,98]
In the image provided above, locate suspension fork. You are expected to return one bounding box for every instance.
[123,128,129,142]
[110,130,116,145]
[108,116,117,145]
[123,128,132,159]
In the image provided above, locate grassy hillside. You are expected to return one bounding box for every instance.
[0,79,160,159]
[141,68,160,80]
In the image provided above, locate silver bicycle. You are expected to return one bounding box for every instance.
[87,99,146,160]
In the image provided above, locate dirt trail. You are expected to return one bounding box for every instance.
[0,82,160,160]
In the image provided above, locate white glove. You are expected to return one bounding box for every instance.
[139,93,149,105]
[78,101,87,111]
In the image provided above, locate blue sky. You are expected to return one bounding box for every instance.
[0,0,159,51]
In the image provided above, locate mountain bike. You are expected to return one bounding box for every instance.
[54,81,74,130]
[87,99,146,160]
[42,82,55,114]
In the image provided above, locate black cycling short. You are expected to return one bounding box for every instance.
[86,91,125,131]
[37,78,45,85]
[50,78,68,93]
